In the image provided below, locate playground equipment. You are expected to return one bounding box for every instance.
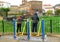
[13,19,41,36]
[13,19,16,39]
[13,18,45,41]
[27,19,30,40]
[42,19,45,42]
[37,20,41,36]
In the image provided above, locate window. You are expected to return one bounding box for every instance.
[2,4,4,6]
[0,4,1,6]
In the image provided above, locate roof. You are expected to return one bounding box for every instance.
[11,5,18,7]
[54,4,60,8]
[0,1,10,4]
[29,1,42,2]
[45,7,53,9]
[43,4,52,6]
[55,6,60,9]
[0,1,6,3]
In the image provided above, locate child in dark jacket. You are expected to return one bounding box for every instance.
[32,13,39,32]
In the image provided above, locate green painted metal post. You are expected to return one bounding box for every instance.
[50,19,52,33]
[2,20,4,35]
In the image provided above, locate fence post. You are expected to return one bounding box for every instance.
[13,19,16,39]
[42,19,45,42]
[50,19,52,33]
[2,20,4,35]
[27,19,30,40]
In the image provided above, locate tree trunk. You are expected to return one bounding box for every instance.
[6,12,8,20]
[6,12,7,17]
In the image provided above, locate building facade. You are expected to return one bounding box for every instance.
[54,4,60,9]
[19,1,42,15]
[43,4,54,14]
[0,1,10,8]
[8,5,19,14]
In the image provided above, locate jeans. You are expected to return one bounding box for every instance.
[17,23,21,33]
[32,23,37,32]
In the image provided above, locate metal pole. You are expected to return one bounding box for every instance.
[27,19,30,40]
[13,19,16,39]
[42,19,45,42]
[50,19,52,33]
[2,20,4,35]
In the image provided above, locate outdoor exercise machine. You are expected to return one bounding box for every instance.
[13,18,45,41]
[14,19,41,36]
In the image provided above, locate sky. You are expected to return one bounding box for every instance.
[0,0,60,6]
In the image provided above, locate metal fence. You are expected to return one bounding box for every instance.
[45,19,60,34]
[0,20,13,35]
[0,16,60,35]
